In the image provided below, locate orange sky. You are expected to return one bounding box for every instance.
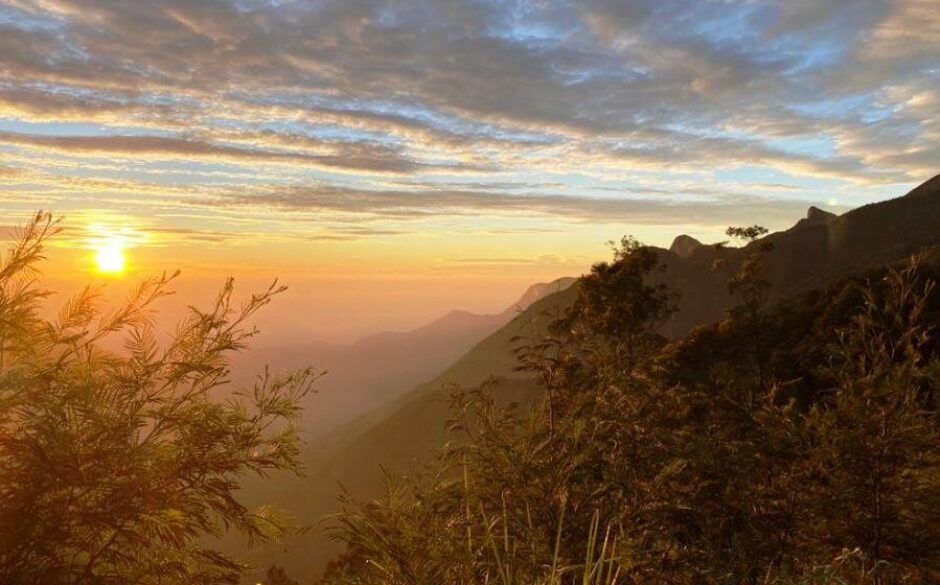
[32,210,698,343]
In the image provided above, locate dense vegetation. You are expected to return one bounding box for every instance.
[319,235,940,585]
[0,213,316,584]
[4,204,940,585]
[248,178,940,580]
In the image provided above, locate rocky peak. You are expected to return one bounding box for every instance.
[791,205,837,231]
[513,277,577,311]
[806,206,837,224]
[904,174,940,199]
[669,234,703,258]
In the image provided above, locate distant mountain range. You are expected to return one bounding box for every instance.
[241,175,940,582]
[231,277,576,437]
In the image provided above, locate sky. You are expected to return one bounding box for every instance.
[0,0,938,342]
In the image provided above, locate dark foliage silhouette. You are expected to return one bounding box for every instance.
[322,234,940,584]
[0,213,317,584]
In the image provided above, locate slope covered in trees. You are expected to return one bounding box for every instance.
[231,277,576,438]
[257,176,940,581]
[5,177,940,584]
[321,233,940,584]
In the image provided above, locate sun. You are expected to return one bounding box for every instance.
[95,241,126,274]
[85,219,143,276]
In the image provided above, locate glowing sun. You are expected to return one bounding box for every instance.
[85,219,145,276]
[95,242,126,274]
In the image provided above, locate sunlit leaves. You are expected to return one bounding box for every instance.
[0,213,318,584]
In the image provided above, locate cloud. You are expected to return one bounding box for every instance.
[867,0,940,61]
[0,131,467,174]
[0,0,937,235]
[203,183,820,229]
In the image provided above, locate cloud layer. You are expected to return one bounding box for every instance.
[0,0,938,243]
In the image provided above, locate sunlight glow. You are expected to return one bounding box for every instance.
[95,242,126,274]
[84,219,146,276]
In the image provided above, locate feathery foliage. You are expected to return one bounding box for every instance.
[0,212,318,584]
[321,234,940,585]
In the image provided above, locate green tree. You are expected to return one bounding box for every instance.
[515,236,675,434]
[716,224,775,394]
[325,238,682,585]
[799,256,940,584]
[0,212,317,584]
[320,233,940,585]
[722,225,773,320]
[554,235,676,365]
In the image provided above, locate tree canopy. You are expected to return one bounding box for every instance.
[0,212,317,584]
[322,238,940,585]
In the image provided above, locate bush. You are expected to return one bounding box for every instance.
[0,212,317,585]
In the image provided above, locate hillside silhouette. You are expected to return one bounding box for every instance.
[231,278,576,436]
[249,175,940,581]
[321,236,940,584]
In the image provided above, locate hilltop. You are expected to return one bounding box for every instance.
[250,176,940,581]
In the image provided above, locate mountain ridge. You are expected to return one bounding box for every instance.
[247,175,940,581]
[231,276,577,436]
